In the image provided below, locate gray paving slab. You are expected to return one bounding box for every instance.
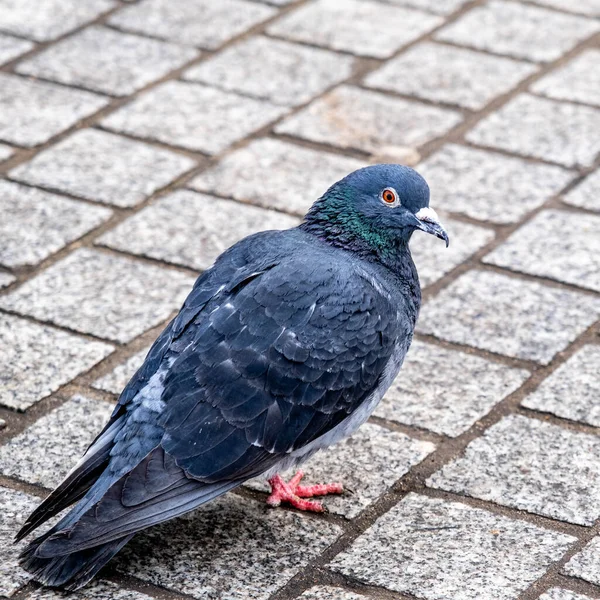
[0,32,34,65]
[92,346,151,395]
[10,129,196,208]
[484,209,600,292]
[330,493,576,600]
[184,36,354,107]
[0,180,112,267]
[563,168,600,212]
[428,414,600,526]
[98,190,299,271]
[522,345,600,428]
[276,85,462,154]
[381,0,469,15]
[528,0,600,17]
[532,50,600,108]
[102,81,286,154]
[0,314,113,411]
[0,143,14,163]
[466,93,600,168]
[539,590,595,600]
[267,0,442,59]
[16,26,198,97]
[23,580,156,600]
[298,587,366,600]
[0,74,109,147]
[0,0,115,42]
[563,536,600,586]
[365,42,537,110]
[108,0,276,49]
[115,494,342,599]
[0,248,195,343]
[190,138,365,216]
[376,340,530,437]
[0,395,113,489]
[418,144,574,224]
[0,272,15,288]
[246,423,435,519]
[417,270,600,365]
[435,0,600,62]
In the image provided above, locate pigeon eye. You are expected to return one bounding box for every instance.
[381,187,400,206]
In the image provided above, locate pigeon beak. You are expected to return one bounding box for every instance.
[415,207,449,247]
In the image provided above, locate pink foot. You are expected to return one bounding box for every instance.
[266,470,344,513]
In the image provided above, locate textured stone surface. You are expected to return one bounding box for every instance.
[435,1,599,62]
[17,26,198,96]
[539,589,595,600]
[298,588,365,600]
[522,345,600,428]
[98,190,299,270]
[0,314,113,411]
[377,340,529,437]
[564,536,600,586]
[268,0,442,59]
[563,168,600,212]
[0,0,115,42]
[484,210,600,292]
[115,494,342,599]
[247,423,435,518]
[529,0,600,16]
[383,0,469,15]
[276,85,461,154]
[0,74,108,147]
[0,248,194,343]
[418,144,574,224]
[0,272,15,288]
[330,493,576,600]
[365,42,537,110]
[417,270,600,364]
[185,36,354,106]
[10,129,195,208]
[190,138,365,216]
[92,346,151,395]
[0,143,14,162]
[102,81,286,154]
[466,93,600,168]
[0,180,112,267]
[23,580,157,600]
[0,32,34,64]
[108,0,275,49]
[532,50,600,108]
[410,217,494,287]
[428,415,600,525]
[0,395,113,488]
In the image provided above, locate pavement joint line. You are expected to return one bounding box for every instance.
[553,573,600,600]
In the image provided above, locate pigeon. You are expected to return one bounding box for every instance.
[16,164,448,590]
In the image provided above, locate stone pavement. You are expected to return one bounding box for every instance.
[0,0,599,598]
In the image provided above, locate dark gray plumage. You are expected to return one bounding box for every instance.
[17,164,448,590]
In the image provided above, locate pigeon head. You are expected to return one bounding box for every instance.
[302,164,449,258]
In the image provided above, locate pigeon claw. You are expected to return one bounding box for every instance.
[266,470,343,513]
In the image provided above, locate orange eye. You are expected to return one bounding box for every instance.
[381,188,399,205]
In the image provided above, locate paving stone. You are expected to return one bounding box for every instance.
[428,414,600,525]
[268,0,442,59]
[23,580,156,600]
[0,32,34,65]
[417,270,600,364]
[0,0,115,42]
[330,493,576,600]
[0,395,113,489]
[532,50,600,108]
[563,169,600,212]
[190,138,365,216]
[563,536,600,586]
[108,0,276,50]
[539,589,595,600]
[0,272,15,288]
[0,180,112,267]
[435,1,599,63]
[410,217,494,287]
[418,144,574,224]
[276,85,462,154]
[92,346,151,395]
[528,0,600,17]
[376,340,529,437]
[484,209,600,292]
[365,42,537,110]
[467,93,600,169]
[102,81,286,155]
[184,36,354,107]
[98,190,300,271]
[0,248,195,343]
[381,0,469,15]
[16,26,198,97]
[298,587,366,600]
[246,423,435,519]
[115,494,342,599]
[522,345,600,428]
[0,74,109,148]
[0,314,113,411]
[0,143,14,162]
[10,129,196,208]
